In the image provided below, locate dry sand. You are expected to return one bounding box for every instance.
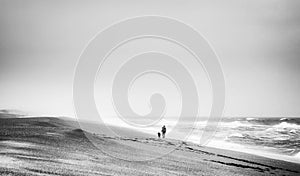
[0,117,299,176]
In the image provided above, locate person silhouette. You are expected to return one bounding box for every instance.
[161,125,166,138]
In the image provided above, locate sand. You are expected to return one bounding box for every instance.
[0,117,299,176]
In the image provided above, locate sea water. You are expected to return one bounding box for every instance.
[185,117,300,163]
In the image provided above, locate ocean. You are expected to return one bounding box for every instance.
[186,117,300,163]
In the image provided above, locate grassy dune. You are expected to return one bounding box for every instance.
[0,117,299,176]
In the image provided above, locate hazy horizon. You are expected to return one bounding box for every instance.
[1,0,300,119]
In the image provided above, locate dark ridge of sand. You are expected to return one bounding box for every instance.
[0,117,299,176]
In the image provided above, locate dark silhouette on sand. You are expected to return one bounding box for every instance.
[161,125,166,138]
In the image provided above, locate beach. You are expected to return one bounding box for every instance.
[1,116,300,176]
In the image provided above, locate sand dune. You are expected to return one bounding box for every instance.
[0,117,299,176]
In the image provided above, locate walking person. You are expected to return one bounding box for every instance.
[161,125,166,138]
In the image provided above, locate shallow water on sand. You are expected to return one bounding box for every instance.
[182,117,300,163]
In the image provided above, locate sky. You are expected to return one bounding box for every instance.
[0,0,300,118]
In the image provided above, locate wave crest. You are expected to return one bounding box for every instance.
[273,122,300,129]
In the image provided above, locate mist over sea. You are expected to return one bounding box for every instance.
[180,117,300,163]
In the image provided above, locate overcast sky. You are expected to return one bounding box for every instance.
[0,0,300,118]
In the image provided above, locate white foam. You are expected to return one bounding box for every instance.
[246,118,256,121]
[206,139,246,151]
[294,152,300,158]
[218,121,251,128]
[228,133,244,138]
[273,122,300,129]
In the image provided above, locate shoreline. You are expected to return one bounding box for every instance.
[100,121,300,164]
[1,116,300,175]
